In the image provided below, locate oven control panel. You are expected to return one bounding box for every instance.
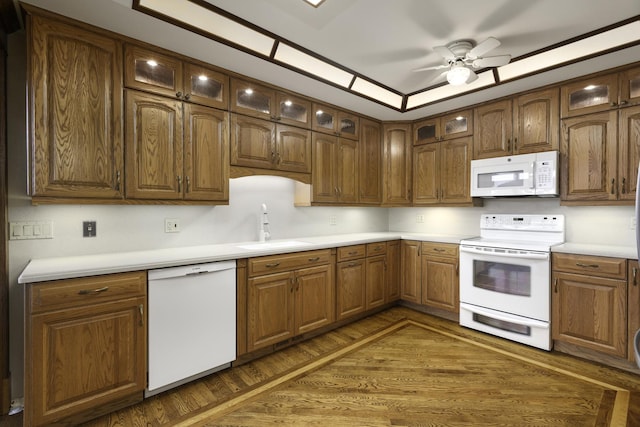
[480,214,564,232]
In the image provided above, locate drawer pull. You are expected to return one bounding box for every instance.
[308,257,321,262]
[138,304,144,326]
[265,262,280,268]
[432,248,446,252]
[575,263,599,268]
[633,267,638,286]
[554,278,558,293]
[78,286,109,295]
[348,251,359,255]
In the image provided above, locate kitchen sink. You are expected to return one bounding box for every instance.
[236,240,312,250]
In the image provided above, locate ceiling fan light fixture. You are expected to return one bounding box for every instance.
[447,64,471,86]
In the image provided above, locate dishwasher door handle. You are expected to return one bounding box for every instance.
[148,260,237,281]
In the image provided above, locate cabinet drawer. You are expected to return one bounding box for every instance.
[337,245,367,261]
[249,249,330,276]
[421,242,458,258]
[366,242,387,256]
[29,271,147,314]
[552,253,626,279]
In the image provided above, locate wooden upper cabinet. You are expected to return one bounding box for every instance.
[311,133,358,203]
[359,118,383,204]
[513,88,559,154]
[618,106,640,202]
[124,44,228,109]
[414,110,472,145]
[382,123,412,206]
[560,67,640,118]
[560,111,618,202]
[125,90,228,201]
[231,78,311,128]
[312,103,359,139]
[29,14,124,200]
[473,99,513,159]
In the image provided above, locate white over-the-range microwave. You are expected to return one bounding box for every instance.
[470,150,559,198]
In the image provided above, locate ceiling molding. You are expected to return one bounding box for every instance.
[132,0,640,113]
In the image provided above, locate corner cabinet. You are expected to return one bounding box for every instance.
[25,272,147,427]
[382,123,412,206]
[28,12,124,201]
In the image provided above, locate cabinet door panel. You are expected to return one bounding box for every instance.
[474,100,512,159]
[561,111,617,201]
[618,106,640,201]
[413,144,439,205]
[620,66,640,106]
[441,110,473,140]
[124,44,182,99]
[275,125,311,173]
[277,92,311,128]
[386,241,401,302]
[400,241,421,303]
[552,272,626,357]
[514,88,559,154]
[561,74,618,118]
[125,90,183,199]
[295,265,334,335]
[29,297,145,426]
[337,138,359,203]
[30,15,123,199]
[231,79,275,119]
[184,105,229,201]
[422,257,458,312]
[312,133,338,202]
[383,124,412,205]
[184,62,229,109]
[247,272,294,351]
[336,260,366,320]
[359,119,382,204]
[414,118,439,145]
[441,137,472,204]
[629,261,640,362]
[230,114,275,169]
[366,255,386,310]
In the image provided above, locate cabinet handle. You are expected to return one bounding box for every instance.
[115,170,121,191]
[290,277,295,292]
[334,186,339,196]
[455,263,459,275]
[138,304,144,327]
[308,257,320,262]
[265,262,280,268]
[347,262,357,267]
[295,277,300,291]
[554,278,558,293]
[575,263,599,268]
[432,248,445,252]
[507,138,511,152]
[611,178,615,195]
[78,286,109,295]
[373,246,383,252]
[513,137,518,150]
[620,100,628,106]
[348,251,358,255]
[177,175,182,193]
[633,267,638,286]
[610,101,618,107]
[622,177,626,194]
[176,91,183,99]
[186,176,191,193]
[184,93,191,100]
[276,152,281,165]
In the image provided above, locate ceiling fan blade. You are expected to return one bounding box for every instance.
[427,70,449,85]
[471,55,511,68]
[468,36,501,58]
[412,64,448,72]
[433,45,456,60]
[466,69,479,84]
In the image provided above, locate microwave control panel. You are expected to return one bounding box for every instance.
[535,159,556,190]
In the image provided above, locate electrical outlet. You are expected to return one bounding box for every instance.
[329,215,337,226]
[165,218,180,233]
[83,221,96,237]
[631,217,637,230]
[416,214,425,223]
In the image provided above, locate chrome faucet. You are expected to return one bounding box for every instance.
[259,203,271,242]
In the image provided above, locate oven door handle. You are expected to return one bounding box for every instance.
[459,246,549,260]
[460,303,549,329]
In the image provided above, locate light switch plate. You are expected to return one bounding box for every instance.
[9,221,53,240]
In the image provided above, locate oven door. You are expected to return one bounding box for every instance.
[459,244,550,321]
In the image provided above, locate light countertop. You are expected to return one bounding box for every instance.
[552,243,637,259]
[18,232,473,284]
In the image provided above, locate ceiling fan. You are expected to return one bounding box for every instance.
[414,37,511,86]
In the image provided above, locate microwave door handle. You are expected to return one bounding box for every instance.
[531,161,536,189]
[460,246,549,260]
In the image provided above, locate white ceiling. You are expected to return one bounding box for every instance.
[18,0,640,121]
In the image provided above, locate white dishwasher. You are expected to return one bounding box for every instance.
[146,260,236,397]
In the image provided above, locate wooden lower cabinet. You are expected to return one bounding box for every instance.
[401,240,422,303]
[552,253,627,357]
[385,240,401,302]
[366,242,387,310]
[628,260,640,363]
[245,250,334,352]
[421,242,459,313]
[336,245,367,320]
[25,272,147,427]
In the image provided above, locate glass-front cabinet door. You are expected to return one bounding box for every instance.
[183,62,228,109]
[441,110,473,140]
[312,103,337,135]
[230,78,275,120]
[620,66,640,107]
[125,44,183,99]
[561,74,618,117]
[413,118,439,145]
[276,92,311,128]
[338,111,359,140]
